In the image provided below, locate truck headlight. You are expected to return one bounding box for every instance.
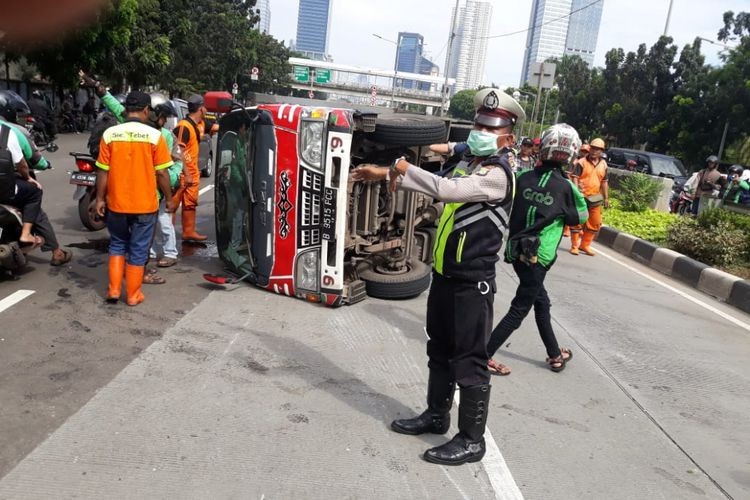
[295,250,320,291]
[300,120,324,170]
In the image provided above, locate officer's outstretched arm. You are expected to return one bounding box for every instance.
[400,164,509,203]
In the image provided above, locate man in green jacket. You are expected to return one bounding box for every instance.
[486,123,588,376]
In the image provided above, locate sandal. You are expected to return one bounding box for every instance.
[488,358,512,376]
[143,268,166,285]
[547,348,573,373]
[157,257,178,267]
[50,248,73,266]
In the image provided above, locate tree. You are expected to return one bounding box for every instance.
[448,89,476,120]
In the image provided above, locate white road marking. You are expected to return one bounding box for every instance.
[596,246,750,332]
[198,184,214,196]
[0,290,35,314]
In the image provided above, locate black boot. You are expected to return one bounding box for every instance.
[391,370,455,435]
[423,384,490,465]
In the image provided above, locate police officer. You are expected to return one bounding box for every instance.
[352,88,524,465]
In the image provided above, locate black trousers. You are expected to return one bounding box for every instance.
[33,209,59,252]
[486,261,561,359]
[2,179,43,224]
[426,272,495,387]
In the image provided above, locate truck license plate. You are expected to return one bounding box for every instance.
[322,187,337,241]
[69,172,97,186]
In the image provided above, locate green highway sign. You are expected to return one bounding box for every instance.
[293,66,309,83]
[315,69,331,84]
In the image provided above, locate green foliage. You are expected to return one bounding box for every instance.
[696,208,750,260]
[602,207,677,244]
[448,89,476,121]
[617,173,664,212]
[666,217,746,267]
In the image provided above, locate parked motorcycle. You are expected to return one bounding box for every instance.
[69,152,104,231]
[669,186,693,215]
[0,203,28,279]
[24,115,59,152]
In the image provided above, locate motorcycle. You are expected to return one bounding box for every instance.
[24,115,59,152]
[0,203,27,279]
[669,187,693,215]
[69,152,105,231]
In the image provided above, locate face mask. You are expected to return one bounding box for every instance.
[467,130,502,156]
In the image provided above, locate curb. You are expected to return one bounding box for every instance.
[596,226,750,314]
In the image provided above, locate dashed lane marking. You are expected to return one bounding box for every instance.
[596,246,750,333]
[198,184,214,196]
[0,290,35,314]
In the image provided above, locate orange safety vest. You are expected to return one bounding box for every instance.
[175,118,201,172]
[576,157,608,196]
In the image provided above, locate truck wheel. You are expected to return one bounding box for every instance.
[78,190,106,231]
[369,117,447,146]
[360,260,431,299]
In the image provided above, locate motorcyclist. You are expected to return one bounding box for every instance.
[28,90,56,140]
[0,90,72,265]
[692,155,725,215]
[724,165,749,204]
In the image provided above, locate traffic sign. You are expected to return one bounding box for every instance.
[308,90,315,99]
[293,66,309,83]
[251,66,259,75]
[370,85,377,105]
[315,69,331,84]
[232,82,238,90]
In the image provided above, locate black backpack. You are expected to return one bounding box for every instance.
[87,112,118,158]
[0,125,16,202]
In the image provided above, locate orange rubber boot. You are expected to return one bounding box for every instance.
[181,209,207,241]
[569,232,581,255]
[106,255,125,303]
[125,264,146,306]
[579,232,596,256]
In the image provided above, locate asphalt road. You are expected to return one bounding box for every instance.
[1,133,749,499]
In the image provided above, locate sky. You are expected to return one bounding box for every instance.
[268,0,747,88]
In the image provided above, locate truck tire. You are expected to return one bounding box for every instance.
[448,124,472,142]
[360,260,431,300]
[369,117,446,146]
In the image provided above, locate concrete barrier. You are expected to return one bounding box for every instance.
[697,268,743,301]
[613,233,638,256]
[651,248,683,276]
[672,256,709,288]
[728,281,750,314]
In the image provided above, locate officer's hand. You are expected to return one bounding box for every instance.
[604,199,610,209]
[95,199,106,217]
[351,164,387,182]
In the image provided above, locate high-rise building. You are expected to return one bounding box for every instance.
[564,0,604,66]
[392,32,440,91]
[254,0,271,34]
[444,0,492,94]
[520,0,604,85]
[295,0,333,60]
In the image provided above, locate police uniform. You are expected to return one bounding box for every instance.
[389,89,525,466]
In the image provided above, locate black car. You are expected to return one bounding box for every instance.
[606,147,688,187]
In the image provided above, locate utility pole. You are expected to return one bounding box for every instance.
[718,119,729,161]
[663,0,674,36]
[530,62,544,136]
[440,0,460,116]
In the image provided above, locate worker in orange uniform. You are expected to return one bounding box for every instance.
[173,94,209,241]
[95,91,174,306]
[562,143,591,238]
[569,138,608,256]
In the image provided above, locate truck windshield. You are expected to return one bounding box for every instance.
[216,124,254,275]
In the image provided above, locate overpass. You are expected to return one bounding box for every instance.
[287,57,455,110]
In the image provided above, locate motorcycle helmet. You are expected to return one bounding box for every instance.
[728,164,744,176]
[705,155,719,164]
[0,90,31,124]
[150,92,176,118]
[539,123,581,165]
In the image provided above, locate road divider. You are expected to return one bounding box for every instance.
[0,290,35,314]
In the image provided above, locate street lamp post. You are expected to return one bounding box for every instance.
[538,84,558,136]
[373,33,401,109]
[512,89,536,138]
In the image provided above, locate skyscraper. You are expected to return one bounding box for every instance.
[444,0,492,94]
[520,0,604,85]
[564,0,604,66]
[394,32,439,90]
[254,0,271,34]
[295,0,333,60]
